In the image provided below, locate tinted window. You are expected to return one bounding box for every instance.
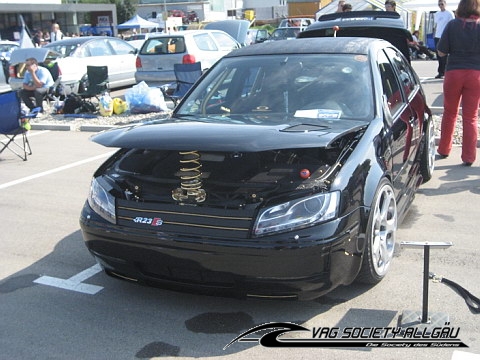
[378,49,404,115]
[384,47,417,99]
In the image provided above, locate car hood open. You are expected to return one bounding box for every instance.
[9,48,57,64]
[91,117,369,151]
[204,20,250,46]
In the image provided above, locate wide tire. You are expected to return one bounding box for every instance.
[357,179,397,284]
[420,117,435,183]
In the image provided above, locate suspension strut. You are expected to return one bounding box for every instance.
[172,150,206,203]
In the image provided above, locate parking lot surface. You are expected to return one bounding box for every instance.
[1,62,479,360]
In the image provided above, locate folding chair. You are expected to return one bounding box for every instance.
[78,65,109,101]
[0,91,39,161]
[161,62,202,106]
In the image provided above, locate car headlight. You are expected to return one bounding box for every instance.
[253,191,339,236]
[87,177,116,224]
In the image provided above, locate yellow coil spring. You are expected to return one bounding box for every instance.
[179,150,202,190]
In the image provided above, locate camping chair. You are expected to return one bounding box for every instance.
[161,62,202,106]
[78,65,109,102]
[0,91,40,161]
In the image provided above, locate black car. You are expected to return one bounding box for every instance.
[80,36,435,301]
[299,10,413,62]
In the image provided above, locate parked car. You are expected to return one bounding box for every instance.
[246,28,270,45]
[9,36,137,93]
[80,34,435,300]
[134,30,240,86]
[278,17,314,29]
[0,40,19,86]
[268,27,303,41]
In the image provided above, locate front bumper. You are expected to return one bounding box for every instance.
[80,202,364,301]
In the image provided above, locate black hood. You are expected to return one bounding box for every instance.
[91,117,368,151]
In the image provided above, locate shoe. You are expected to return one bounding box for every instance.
[435,74,444,79]
[464,162,473,167]
[437,152,449,159]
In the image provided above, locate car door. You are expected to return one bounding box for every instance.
[192,32,238,70]
[81,38,135,88]
[106,38,137,87]
[377,47,418,198]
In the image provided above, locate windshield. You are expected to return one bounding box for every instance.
[176,54,374,123]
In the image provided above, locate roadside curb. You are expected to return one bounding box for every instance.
[79,125,116,132]
[31,123,72,131]
[30,123,116,132]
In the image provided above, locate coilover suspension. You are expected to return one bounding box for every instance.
[172,150,206,203]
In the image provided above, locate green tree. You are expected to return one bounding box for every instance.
[116,0,137,24]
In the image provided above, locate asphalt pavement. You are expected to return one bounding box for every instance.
[1,58,479,360]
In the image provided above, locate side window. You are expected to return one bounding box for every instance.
[167,37,185,53]
[194,33,218,51]
[377,49,404,115]
[211,32,239,50]
[141,39,166,54]
[86,40,113,57]
[110,39,135,55]
[384,47,417,99]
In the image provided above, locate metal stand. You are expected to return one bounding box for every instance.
[398,241,453,332]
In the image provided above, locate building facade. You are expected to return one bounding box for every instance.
[0,0,116,40]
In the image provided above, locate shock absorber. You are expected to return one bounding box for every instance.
[172,150,206,203]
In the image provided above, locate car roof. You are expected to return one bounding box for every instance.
[145,29,229,38]
[224,37,378,58]
[43,36,115,46]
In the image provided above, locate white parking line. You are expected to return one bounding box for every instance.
[1,130,51,145]
[34,264,104,295]
[0,151,116,190]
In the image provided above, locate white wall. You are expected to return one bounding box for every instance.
[0,0,60,3]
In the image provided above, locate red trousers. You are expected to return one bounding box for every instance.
[437,69,480,164]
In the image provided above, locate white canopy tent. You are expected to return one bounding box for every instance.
[402,0,459,12]
[117,14,160,31]
[403,0,459,30]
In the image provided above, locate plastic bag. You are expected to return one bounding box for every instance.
[113,98,128,115]
[99,93,113,117]
[125,81,168,114]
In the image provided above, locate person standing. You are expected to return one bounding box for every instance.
[50,22,63,42]
[32,30,43,47]
[20,57,54,113]
[434,1,455,78]
[385,0,397,12]
[436,0,480,166]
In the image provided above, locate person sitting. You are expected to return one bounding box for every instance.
[20,57,54,113]
[409,30,436,60]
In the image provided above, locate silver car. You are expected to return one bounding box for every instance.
[9,36,137,93]
[134,30,240,87]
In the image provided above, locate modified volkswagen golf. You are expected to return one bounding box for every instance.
[80,36,435,300]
